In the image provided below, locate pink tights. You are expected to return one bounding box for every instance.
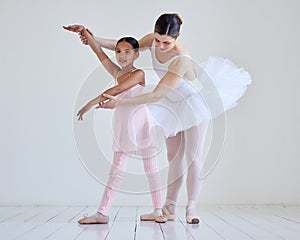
[98,148,162,216]
[165,121,209,203]
[98,121,208,216]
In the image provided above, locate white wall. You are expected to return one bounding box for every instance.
[0,0,299,206]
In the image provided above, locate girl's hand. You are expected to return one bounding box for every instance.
[77,104,92,121]
[80,28,93,45]
[97,94,120,109]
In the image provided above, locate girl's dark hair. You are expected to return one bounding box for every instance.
[116,37,139,52]
[154,13,183,38]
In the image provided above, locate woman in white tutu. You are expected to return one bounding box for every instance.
[65,13,252,224]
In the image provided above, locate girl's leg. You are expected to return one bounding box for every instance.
[78,151,130,224]
[184,121,209,223]
[163,131,185,219]
[98,152,130,216]
[140,147,167,223]
[142,147,162,210]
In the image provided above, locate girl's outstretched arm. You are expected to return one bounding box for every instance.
[63,25,120,78]
[101,72,181,109]
[77,70,144,120]
[80,28,120,78]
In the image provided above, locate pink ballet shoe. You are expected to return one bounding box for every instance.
[154,215,167,223]
[162,200,176,221]
[78,212,109,224]
[140,213,155,221]
[140,213,167,223]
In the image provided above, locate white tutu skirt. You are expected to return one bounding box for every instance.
[147,56,252,137]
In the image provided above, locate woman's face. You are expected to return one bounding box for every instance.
[115,41,138,68]
[154,33,176,53]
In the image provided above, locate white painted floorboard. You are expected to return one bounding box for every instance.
[0,205,299,240]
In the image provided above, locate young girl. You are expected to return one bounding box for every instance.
[65,25,167,224]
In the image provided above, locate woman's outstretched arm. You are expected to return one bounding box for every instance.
[100,57,191,109]
[84,33,154,51]
[102,72,180,108]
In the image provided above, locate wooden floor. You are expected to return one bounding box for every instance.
[0,205,300,240]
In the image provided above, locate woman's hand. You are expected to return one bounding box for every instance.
[96,94,120,109]
[77,103,93,121]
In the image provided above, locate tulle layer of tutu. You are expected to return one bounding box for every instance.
[148,56,252,137]
[200,56,252,112]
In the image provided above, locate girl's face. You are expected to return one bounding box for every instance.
[115,41,138,68]
[154,33,176,53]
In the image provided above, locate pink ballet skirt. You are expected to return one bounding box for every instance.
[112,84,159,153]
[147,46,252,137]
